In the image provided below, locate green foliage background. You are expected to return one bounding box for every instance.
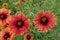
[0,0,60,40]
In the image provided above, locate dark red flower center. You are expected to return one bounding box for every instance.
[40,16,49,25]
[0,14,7,20]
[3,32,10,40]
[20,0,24,2]
[4,4,7,6]
[15,20,24,28]
[26,34,31,40]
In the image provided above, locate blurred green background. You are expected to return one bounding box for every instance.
[0,0,60,40]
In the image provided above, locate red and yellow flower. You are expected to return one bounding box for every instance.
[0,29,15,40]
[15,2,20,11]
[2,3,8,8]
[0,8,11,24]
[20,0,24,2]
[24,33,33,40]
[33,11,56,32]
[9,13,30,35]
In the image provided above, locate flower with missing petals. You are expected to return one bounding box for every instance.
[2,3,8,8]
[24,33,33,40]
